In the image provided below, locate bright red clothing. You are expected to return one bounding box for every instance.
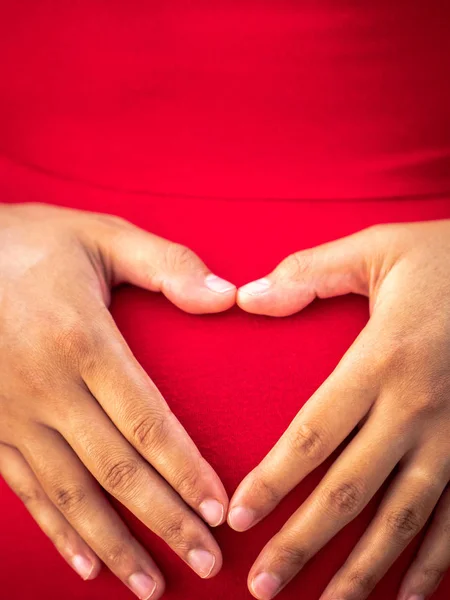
[0,2,449,599]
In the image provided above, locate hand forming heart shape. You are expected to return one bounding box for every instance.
[229,220,450,600]
[0,204,449,600]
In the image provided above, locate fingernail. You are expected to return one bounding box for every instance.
[251,572,282,600]
[205,273,235,293]
[199,498,224,527]
[187,549,216,578]
[71,554,94,580]
[239,278,271,296]
[128,572,157,600]
[228,506,256,531]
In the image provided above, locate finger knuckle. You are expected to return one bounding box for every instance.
[364,222,403,249]
[104,537,133,566]
[157,514,189,550]
[165,243,198,272]
[273,542,308,571]
[104,214,130,229]
[14,360,54,398]
[102,458,140,494]
[409,469,443,498]
[345,570,378,597]
[442,519,450,537]
[409,391,447,420]
[365,223,387,238]
[91,212,134,242]
[16,486,44,505]
[132,412,169,452]
[386,506,423,541]
[53,320,97,366]
[52,529,71,551]
[248,475,281,506]
[53,484,86,516]
[322,479,366,518]
[173,466,201,504]
[277,251,313,281]
[422,566,446,588]
[288,422,327,462]
[372,336,405,375]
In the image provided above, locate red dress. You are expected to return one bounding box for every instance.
[0,2,449,598]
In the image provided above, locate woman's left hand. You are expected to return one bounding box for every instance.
[228,220,450,600]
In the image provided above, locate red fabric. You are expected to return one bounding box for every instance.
[1,0,450,201]
[0,2,450,599]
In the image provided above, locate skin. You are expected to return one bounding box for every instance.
[1,205,449,599]
[0,202,237,600]
[230,219,450,600]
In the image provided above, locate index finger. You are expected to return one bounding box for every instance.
[228,332,379,531]
[79,312,228,528]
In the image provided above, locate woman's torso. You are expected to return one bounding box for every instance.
[0,2,450,598]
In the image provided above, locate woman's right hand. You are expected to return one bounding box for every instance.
[0,202,236,599]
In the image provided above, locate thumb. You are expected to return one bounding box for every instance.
[237,227,383,317]
[94,216,236,314]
